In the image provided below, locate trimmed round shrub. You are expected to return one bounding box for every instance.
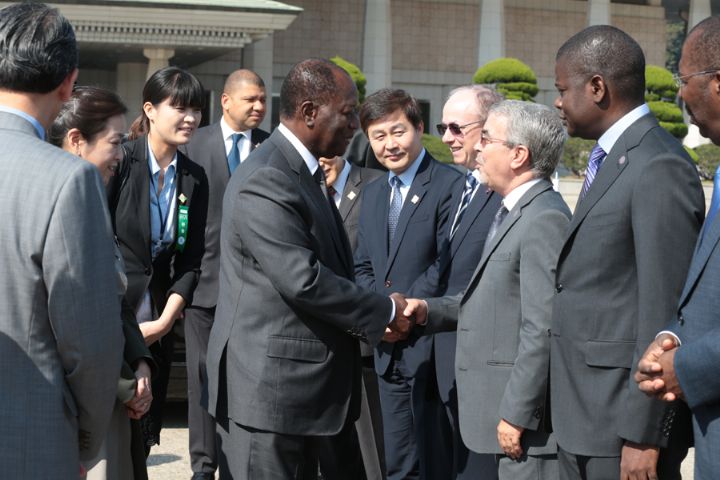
[473,58,538,101]
[331,55,366,103]
[561,137,596,176]
[694,143,720,180]
[658,121,688,138]
[648,101,684,123]
[645,65,678,102]
[422,133,453,164]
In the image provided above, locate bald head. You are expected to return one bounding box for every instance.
[684,17,720,75]
[279,58,352,120]
[221,68,266,131]
[447,85,503,122]
[223,69,264,95]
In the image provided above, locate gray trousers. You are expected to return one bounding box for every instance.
[497,453,558,480]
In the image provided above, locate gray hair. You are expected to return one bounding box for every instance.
[488,100,566,179]
[447,85,503,121]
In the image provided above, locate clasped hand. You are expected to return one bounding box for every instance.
[635,334,684,402]
[383,293,429,342]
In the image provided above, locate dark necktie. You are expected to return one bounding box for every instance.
[313,167,329,199]
[327,185,337,205]
[483,204,509,256]
[227,133,242,174]
[388,176,404,243]
[450,171,479,238]
[579,143,606,202]
[702,165,720,242]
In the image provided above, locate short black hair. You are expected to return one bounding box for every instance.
[360,89,423,132]
[685,17,720,73]
[133,66,205,137]
[49,86,128,147]
[557,25,645,104]
[0,2,78,93]
[279,59,346,119]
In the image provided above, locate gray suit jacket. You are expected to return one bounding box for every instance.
[425,180,570,455]
[0,112,123,476]
[206,129,392,436]
[551,113,704,456]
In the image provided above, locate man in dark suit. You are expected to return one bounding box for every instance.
[425,85,503,480]
[319,154,385,478]
[183,68,269,480]
[404,100,571,479]
[636,16,720,479]
[205,59,412,479]
[353,88,464,479]
[550,26,704,479]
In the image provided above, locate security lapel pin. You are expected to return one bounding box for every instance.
[347,191,357,201]
[179,193,187,204]
[411,195,420,204]
[618,155,626,166]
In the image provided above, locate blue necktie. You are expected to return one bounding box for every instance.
[579,143,606,202]
[388,176,404,243]
[450,172,479,238]
[227,133,242,174]
[703,165,720,240]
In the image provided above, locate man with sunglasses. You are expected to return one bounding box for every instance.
[421,85,503,480]
[550,25,702,479]
[635,15,720,478]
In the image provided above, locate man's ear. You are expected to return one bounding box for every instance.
[589,74,607,105]
[300,101,318,127]
[509,144,531,172]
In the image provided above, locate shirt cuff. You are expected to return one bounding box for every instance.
[387,298,396,325]
[657,330,681,346]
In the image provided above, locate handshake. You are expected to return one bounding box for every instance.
[385,293,428,343]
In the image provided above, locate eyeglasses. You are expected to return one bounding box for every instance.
[479,132,514,148]
[673,69,720,88]
[436,119,483,137]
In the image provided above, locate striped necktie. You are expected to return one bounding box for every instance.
[388,176,404,243]
[450,172,479,238]
[579,143,606,202]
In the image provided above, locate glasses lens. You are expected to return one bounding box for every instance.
[448,123,463,136]
[436,123,447,135]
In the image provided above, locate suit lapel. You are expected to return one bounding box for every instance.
[463,180,553,302]
[450,187,494,257]
[385,154,432,276]
[338,164,362,222]
[209,124,231,181]
[129,138,152,256]
[679,216,720,307]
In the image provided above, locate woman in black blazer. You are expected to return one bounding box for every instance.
[108,66,208,454]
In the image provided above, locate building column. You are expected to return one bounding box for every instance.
[244,35,274,132]
[362,0,392,93]
[116,62,147,123]
[477,0,505,68]
[587,0,611,26]
[143,48,175,79]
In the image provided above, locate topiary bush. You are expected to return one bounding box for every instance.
[694,143,720,180]
[422,133,453,164]
[473,58,538,101]
[561,137,596,176]
[331,55,366,103]
[645,65,687,138]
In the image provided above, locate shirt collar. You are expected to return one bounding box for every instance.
[388,148,426,187]
[597,103,651,155]
[0,105,45,140]
[278,123,319,175]
[502,178,542,212]
[333,159,352,196]
[147,143,178,177]
[220,116,250,141]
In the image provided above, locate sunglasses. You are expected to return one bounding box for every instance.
[436,119,483,137]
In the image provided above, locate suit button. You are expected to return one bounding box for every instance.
[555,283,563,293]
[384,280,392,288]
[678,314,684,326]
[144,268,151,275]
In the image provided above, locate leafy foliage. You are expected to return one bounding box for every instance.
[331,55,366,104]
[645,65,686,138]
[422,133,453,164]
[694,143,720,180]
[473,58,538,101]
[561,137,596,176]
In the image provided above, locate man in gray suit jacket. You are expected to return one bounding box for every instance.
[636,16,720,479]
[206,59,412,479]
[404,101,570,479]
[0,3,123,478]
[183,68,269,480]
[551,26,704,479]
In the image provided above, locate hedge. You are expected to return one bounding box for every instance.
[647,101,684,123]
[645,65,677,102]
[422,133,453,164]
[695,143,720,180]
[561,137,596,176]
[473,58,538,101]
[331,55,366,104]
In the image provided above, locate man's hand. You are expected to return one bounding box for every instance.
[497,419,524,460]
[125,359,152,419]
[636,334,683,402]
[388,292,415,338]
[620,441,659,480]
[403,297,428,326]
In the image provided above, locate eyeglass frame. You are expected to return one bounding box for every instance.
[478,131,516,148]
[673,69,720,88]
[436,119,483,137]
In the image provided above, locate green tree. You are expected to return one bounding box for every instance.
[645,65,687,138]
[666,20,686,73]
[473,58,538,101]
[422,133,452,164]
[331,55,366,103]
[561,137,596,176]
[694,143,720,180]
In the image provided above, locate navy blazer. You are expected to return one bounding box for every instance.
[354,152,463,375]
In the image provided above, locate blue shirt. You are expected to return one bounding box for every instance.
[148,145,178,259]
[0,105,45,140]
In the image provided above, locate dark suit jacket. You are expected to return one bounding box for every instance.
[431,182,501,401]
[669,208,720,477]
[182,122,269,308]
[426,180,570,455]
[109,136,208,314]
[550,113,704,456]
[354,152,464,375]
[206,129,393,436]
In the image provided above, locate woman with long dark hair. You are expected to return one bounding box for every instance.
[50,86,155,480]
[108,66,208,455]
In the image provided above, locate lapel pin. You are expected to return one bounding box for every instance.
[179,193,187,204]
[347,191,357,200]
[411,195,420,204]
[618,155,626,165]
